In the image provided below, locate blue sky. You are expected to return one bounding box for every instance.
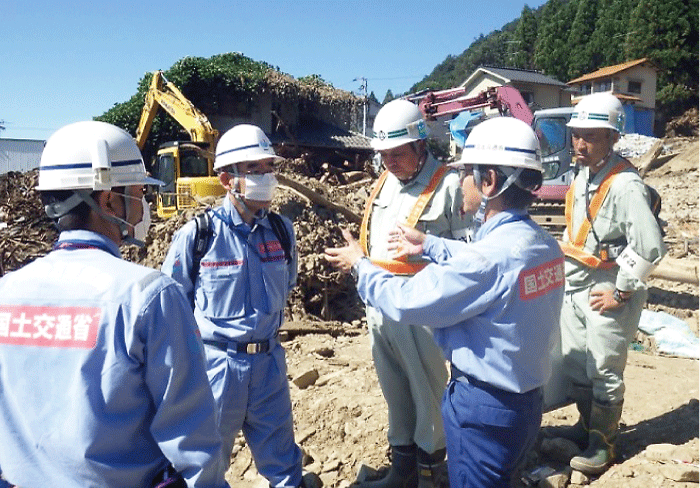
[0,0,547,141]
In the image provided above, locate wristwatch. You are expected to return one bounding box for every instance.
[613,288,632,303]
[351,257,369,282]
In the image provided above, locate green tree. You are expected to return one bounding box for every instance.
[533,0,577,81]
[625,0,699,122]
[382,90,395,104]
[567,0,600,79]
[298,74,334,88]
[97,53,278,163]
[587,0,637,68]
[512,5,539,69]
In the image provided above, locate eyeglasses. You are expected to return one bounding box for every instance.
[223,161,277,176]
[457,166,474,180]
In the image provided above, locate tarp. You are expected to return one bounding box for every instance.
[449,110,484,149]
[638,309,700,359]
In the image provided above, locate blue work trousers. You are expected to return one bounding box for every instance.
[442,374,543,488]
[206,342,302,488]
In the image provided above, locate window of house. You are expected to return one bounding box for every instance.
[596,80,612,92]
[580,84,592,95]
[520,91,534,105]
[628,80,642,94]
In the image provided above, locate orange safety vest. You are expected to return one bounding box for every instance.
[560,160,632,269]
[360,166,448,275]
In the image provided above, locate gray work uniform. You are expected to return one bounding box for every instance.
[367,154,471,453]
[560,153,666,403]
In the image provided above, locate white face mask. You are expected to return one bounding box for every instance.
[132,197,151,243]
[242,173,278,201]
[123,194,150,246]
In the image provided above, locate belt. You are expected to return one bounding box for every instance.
[450,364,494,390]
[202,336,279,354]
[449,364,542,398]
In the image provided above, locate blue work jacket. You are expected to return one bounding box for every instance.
[356,210,565,394]
[162,197,297,343]
[0,230,227,488]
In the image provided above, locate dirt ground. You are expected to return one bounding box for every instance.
[225,137,700,488]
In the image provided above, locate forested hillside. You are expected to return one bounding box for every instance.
[411,0,698,125]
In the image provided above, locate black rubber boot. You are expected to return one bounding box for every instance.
[416,448,447,488]
[360,444,418,488]
[569,400,623,475]
[543,384,592,449]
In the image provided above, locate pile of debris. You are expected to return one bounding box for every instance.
[0,161,374,324]
[0,170,57,276]
[665,107,699,138]
[124,161,372,325]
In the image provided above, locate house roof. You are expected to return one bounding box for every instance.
[567,58,655,85]
[463,66,568,88]
[270,117,372,152]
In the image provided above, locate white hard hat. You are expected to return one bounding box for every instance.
[214,124,283,171]
[371,99,429,151]
[37,121,162,191]
[450,117,542,172]
[567,92,625,133]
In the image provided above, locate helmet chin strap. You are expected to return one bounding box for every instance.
[72,190,145,247]
[592,146,615,171]
[230,189,268,220]
[398,144,427,184]
[471,165,523,229]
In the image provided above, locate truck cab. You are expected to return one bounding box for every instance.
[532,107,574,201]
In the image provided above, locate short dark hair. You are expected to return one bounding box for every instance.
[40,190,93,231]
[479,165,543,210]
[39,187,125,232]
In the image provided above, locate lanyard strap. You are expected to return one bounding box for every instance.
[561,160,632,268]
[53,239,117,256]
[359,166,448,275]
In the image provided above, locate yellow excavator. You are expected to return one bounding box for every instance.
[135,70,226,218]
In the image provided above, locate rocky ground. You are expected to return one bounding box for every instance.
[0,121,697,487]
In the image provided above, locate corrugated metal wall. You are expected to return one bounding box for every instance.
[0,138,44,175]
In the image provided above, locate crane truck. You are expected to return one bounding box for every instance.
[135,70,226,218]
[416,84,574,233]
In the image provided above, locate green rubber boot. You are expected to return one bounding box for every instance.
[543,384,592,450]
[360,444,418,488]
[569,401,623,475]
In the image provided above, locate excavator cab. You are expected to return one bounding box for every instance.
[152,141,225,218]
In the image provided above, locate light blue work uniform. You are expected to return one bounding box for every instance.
[355,210,565,488]
[162,196,302,488]
[0,230,227,488]
[561,153,666,403]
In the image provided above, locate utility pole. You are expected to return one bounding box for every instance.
[354,77,368,136]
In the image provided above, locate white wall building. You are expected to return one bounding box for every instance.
[0,138,44,175]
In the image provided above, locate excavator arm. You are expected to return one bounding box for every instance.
[134,70,224,218]
[135,71,219,151]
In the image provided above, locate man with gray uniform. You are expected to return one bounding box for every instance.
[554,92,666,474]
[358,99,471,488]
